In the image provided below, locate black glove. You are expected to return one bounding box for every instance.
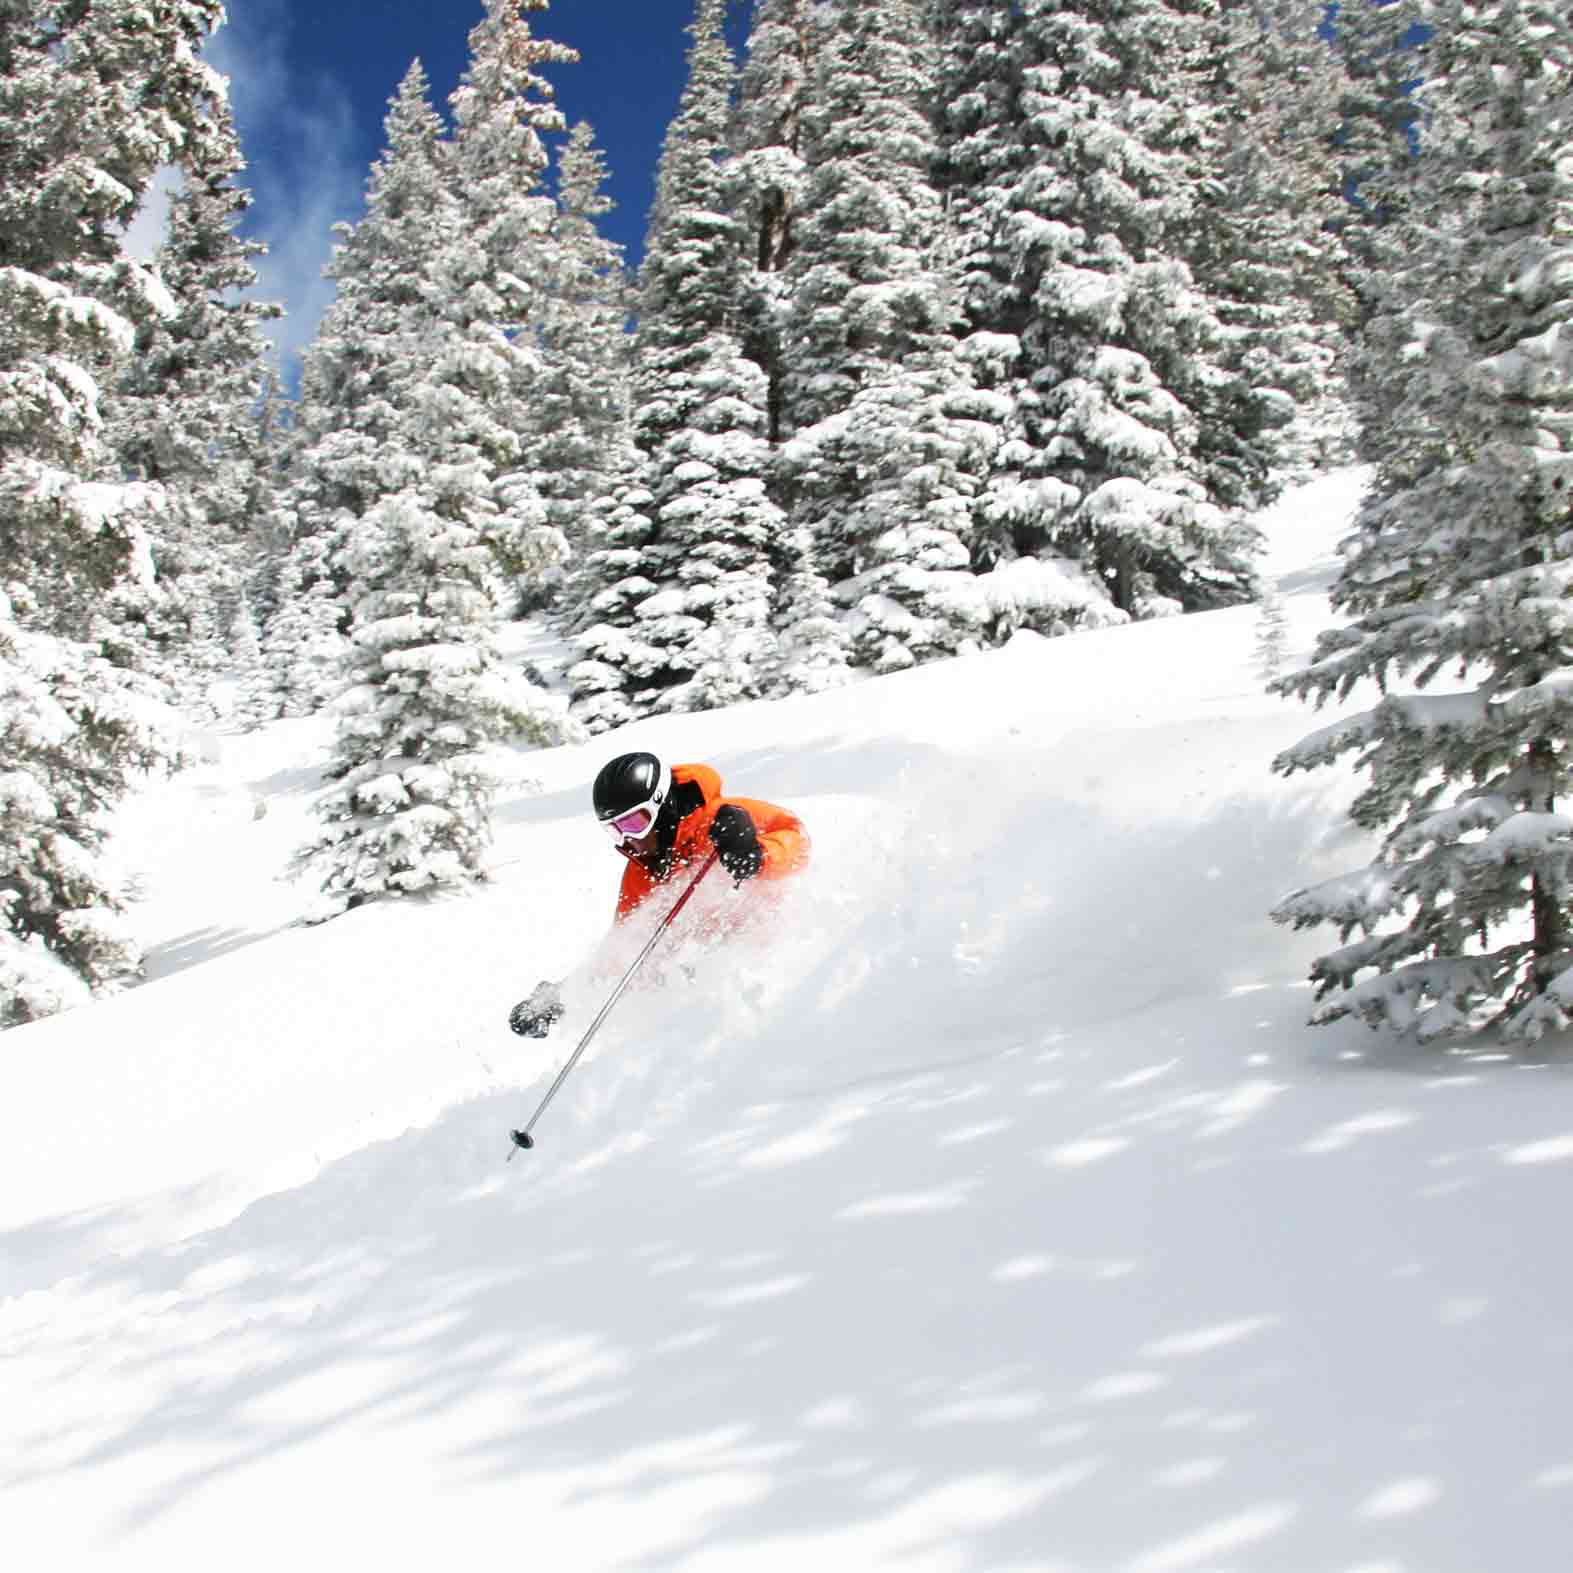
[709,804,764,883]
[509,979,565,1038]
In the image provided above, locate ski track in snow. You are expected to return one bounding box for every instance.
[5,471,1573,1570]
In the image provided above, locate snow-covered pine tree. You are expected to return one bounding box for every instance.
[765,522,853,694]
[1272,2,1573,1044]
[1327,0,1428,285]
[258,531,344,718]
[528,120,634,574]
[1253,585,1290,683]
[932,0,1129,645]
[729,0,852,694]
[292,481,575,919]
[934,0,1026,342]
[779,0,948,434]
[237,363,295,711]
[1169,0,1355,493]
[778,0,996,673]
[442,0,577,602]
[732,0,817,440]
[227,595,275,732]
[563,476,661,731]
[983,0,1260,619]
[268,60,452,718]
[1,0,228,636]
[0,588,173,1023]
[109,97,283,717]
[0,0,231,1023]
[1326,0,1433,473]
[293,40,578,917]
[571,0,785,723]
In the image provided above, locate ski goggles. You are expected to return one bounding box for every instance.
[602,801,660,841]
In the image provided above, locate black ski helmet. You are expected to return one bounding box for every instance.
[592,751,671,825]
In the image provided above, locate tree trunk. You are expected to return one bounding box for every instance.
[1528,736,1565,989]
[1109,538,1136,614]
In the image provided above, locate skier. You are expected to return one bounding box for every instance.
[508,752,810,1037]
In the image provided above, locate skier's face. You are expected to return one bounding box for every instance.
[604,800,663,857]
[617,818,659,855]
[605,803,658,842]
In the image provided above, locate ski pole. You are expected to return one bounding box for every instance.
[508,848,720,1159]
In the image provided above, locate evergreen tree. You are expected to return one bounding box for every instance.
[766,522,853,694]
[564,476,662,731]
[732,0,818,441]
[263,530,346,717]
[0,588,174,1023]
[529,120,634,571]
[268,61,452,716]
[572,0,784,724]
[227,595,275,731]
[543,121,641,655]
[238,364,295,708]
[1253,585,1290,682]
[931,0,1130,645]
[292,41,579,916]
[727,0,854,694]
[294,43,578,918]
[779,0,993,672]
[1170,0,1355,495]
[1,0,232,1023]
[987,0,1260,619]
[934,0,1027,342]
[1,0,229,636]
[1325,0,1432,477]
[1328,0,1428,287]
[1272,2,1573,1043]
[780,0,956,436]
[109,102,283,715]
[292,483,574,918]
[442,0,577,598]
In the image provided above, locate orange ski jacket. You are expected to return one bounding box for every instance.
[613,762,809,922]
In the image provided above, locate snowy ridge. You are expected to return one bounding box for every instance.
[5,472,1573,1571]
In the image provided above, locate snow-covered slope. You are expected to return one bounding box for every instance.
[5,470,1573,1571]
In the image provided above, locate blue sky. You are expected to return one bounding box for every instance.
[203,0,754,374]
